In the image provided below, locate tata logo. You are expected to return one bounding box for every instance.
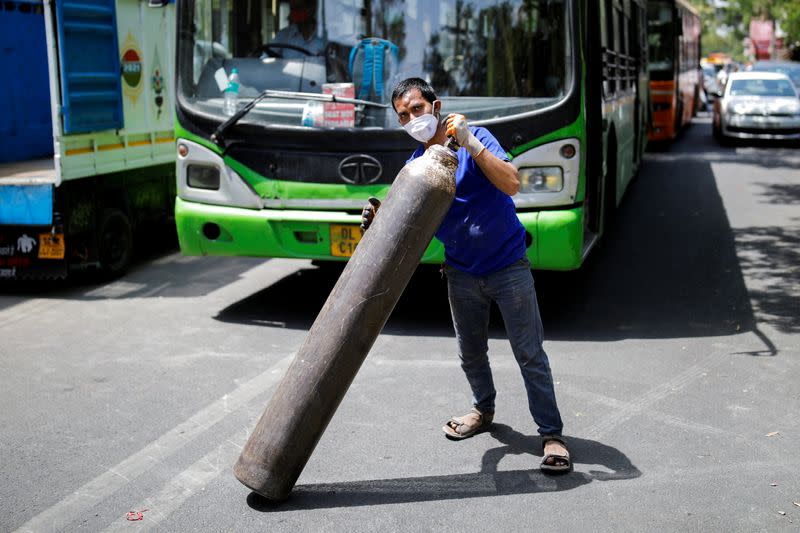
[338,154,382,185]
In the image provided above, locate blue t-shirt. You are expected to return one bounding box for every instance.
[408,127,526,276]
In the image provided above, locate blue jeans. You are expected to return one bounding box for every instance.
[445,258,563,437]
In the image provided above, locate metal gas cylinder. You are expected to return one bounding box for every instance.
[234,144,458,500]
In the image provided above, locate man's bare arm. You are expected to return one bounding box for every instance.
[473,151,519,196]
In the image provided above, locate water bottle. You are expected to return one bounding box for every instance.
[301,101,324,127]
[223,68,240,116]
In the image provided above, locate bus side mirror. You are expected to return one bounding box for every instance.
[148,0,169,7]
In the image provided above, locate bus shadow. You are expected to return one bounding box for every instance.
[217,120,794,347]
[215,158,765,346]
[536,120,795,345]
[535,152,755,342]
[214,263,455,336]
[245,429,640,511]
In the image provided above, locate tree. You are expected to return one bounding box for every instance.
[688,0,800,60]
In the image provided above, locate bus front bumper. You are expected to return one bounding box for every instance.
[175,198,585,270]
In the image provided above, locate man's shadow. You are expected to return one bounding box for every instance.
[246,424,640,511]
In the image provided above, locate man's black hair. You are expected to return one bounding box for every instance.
[390,78,438,111]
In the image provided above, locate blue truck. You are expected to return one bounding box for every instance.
[0,0,175,279]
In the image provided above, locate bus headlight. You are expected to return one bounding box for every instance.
[187,165,221,190]
[511,138,579,209]
[177,139,261,209]
[518,167,564,193]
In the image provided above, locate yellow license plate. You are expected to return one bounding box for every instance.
[330,224,363,258]
[38,233,65,260]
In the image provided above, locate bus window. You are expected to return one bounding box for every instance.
[620,10,630,89]
[600,0,610,97]
[180,0,573,127]
[647,2,674,79]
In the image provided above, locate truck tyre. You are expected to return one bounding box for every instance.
[99,208,133,277]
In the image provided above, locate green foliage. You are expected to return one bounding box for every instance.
[703,29,744,59]
[688,0,800,59]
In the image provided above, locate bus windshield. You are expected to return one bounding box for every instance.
[647,1,673,75]
[179,0,572,129]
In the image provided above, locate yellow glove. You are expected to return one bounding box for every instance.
[446,114,486,158]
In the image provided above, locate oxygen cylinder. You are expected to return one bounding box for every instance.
[234,144,458,500]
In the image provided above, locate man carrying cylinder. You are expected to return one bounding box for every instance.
[363,77,571,473]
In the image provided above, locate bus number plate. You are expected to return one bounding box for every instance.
[330,224,363,258]
[38,233,65,260]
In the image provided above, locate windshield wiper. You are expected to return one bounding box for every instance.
[210,89,389,145]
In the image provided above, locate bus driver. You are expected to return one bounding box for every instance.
[271,0,325,59]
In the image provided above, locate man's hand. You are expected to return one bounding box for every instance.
[360,197,381,231]
[446,114,486,158]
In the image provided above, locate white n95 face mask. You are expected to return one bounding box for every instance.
[403,113,439,143]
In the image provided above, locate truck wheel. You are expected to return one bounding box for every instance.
[99,208,133,277]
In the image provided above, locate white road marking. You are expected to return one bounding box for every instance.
[558,382,734,437]
[580,352,728,441]
[102,439,245,532]
[14,354,292,533]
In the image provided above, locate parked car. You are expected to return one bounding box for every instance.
[748,60,800,94]
[712,72,800,143]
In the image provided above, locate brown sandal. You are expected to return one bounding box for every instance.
[541,436,572,473]
[442,408,494,440]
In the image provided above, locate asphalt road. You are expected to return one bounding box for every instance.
[2,116,799,532]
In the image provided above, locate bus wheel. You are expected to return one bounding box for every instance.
[98,208,133,277]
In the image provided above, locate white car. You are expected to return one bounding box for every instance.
[712,71,800,143]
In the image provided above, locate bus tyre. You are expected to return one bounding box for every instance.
[98,208,133,277]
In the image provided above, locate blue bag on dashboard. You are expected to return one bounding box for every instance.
[348,38,399,102]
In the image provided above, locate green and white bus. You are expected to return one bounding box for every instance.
[174,0,648,270]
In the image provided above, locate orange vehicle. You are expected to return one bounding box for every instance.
[705,53,732,66]
[647,0,702,141]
